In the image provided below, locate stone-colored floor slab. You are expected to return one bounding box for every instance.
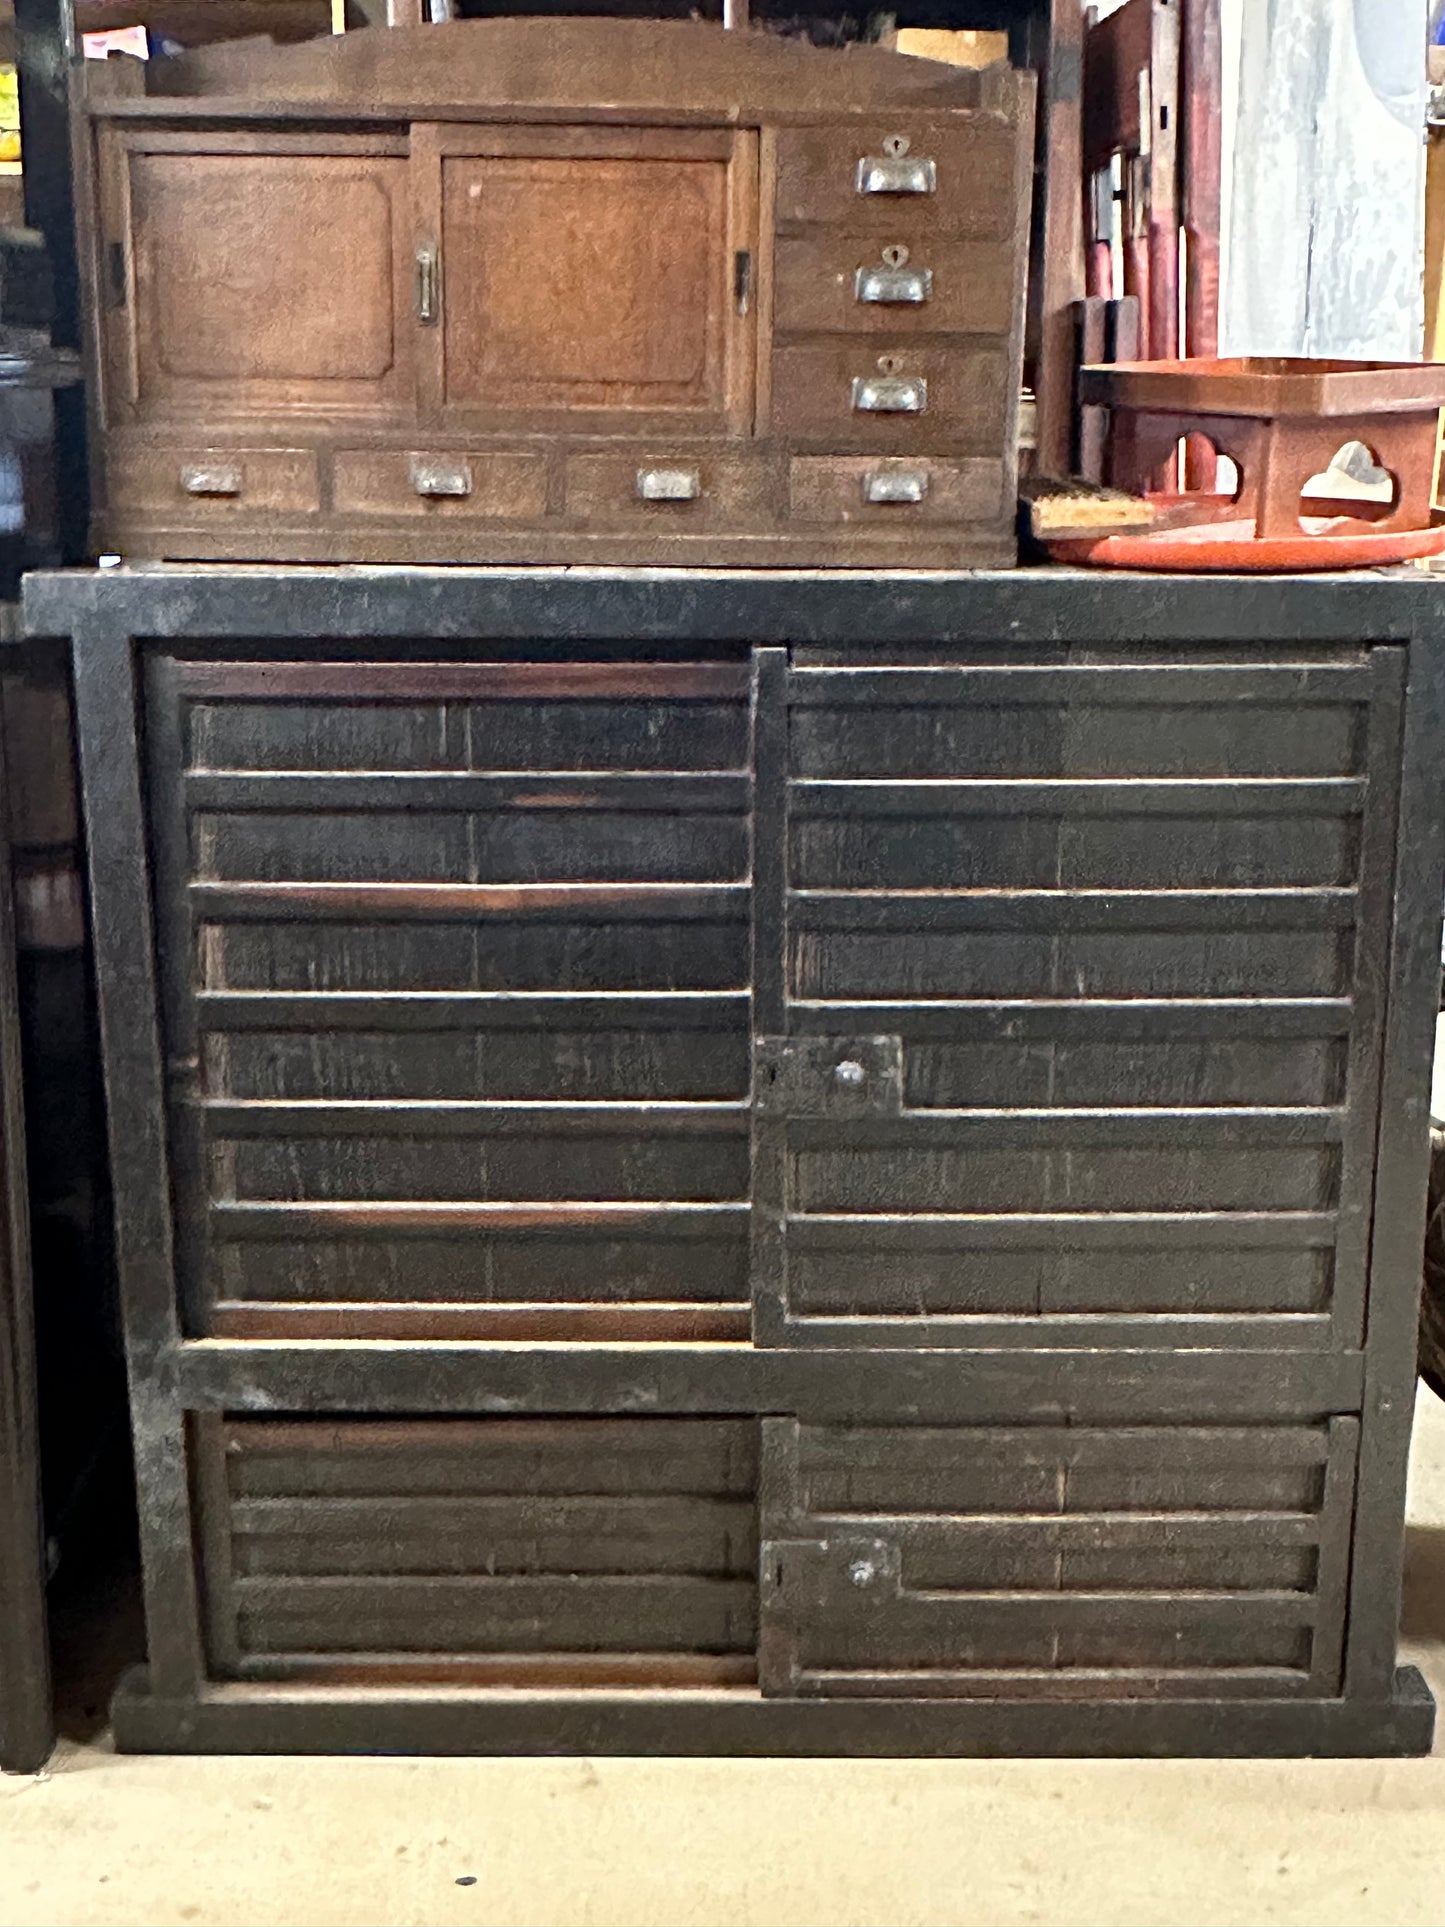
[4,1390,1444,1927]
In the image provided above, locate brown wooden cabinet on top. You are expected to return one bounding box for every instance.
[74,21,1035,566]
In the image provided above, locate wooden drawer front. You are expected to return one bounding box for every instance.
[759,1417,1358,1699]
[789,457,1004,528]
[774,236,1014,336]
[108,447,320,519]
[146,659,754,1343]
[771,341,1008,450]
[755,653,1401,1350]
[566,453,775,529]
[774,122,1017,233]
[199,1417,759,1685]
[333,450,547,519]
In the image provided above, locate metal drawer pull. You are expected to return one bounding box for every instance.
[863,467,929,505]
[636,467,701,502]
[415,243,439,325]
[855,264,933,305]
[856,155,937,196]
[410,458,472,498]
[851,375,928,414]
[180,464,242,497]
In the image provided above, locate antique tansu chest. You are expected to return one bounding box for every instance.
[25,565,1443,1757]
[72,21,1034,567]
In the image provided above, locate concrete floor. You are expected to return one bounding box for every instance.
[0,1390,1441,1927]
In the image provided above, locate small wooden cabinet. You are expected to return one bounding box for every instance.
[74,22,1034,566]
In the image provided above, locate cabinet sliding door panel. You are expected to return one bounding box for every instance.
[143,658,755,1343]
[753,652,1405,1350]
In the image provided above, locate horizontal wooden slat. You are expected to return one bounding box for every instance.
[211,1222,746,1308]
[794,1424,1332,1475]
[195,807,748,886]
[209,917,749,994]
[223,1653,758,1688]
[819,1511,1322,1544]
[206,1099,750,1137]
[197,991,752,1034]
[762,1313,1333,1350]
[223,1133,745,1204]
[211,1199,749,1238]
[786,664,1373,706]
[790,778,1366,817]
[175,661,752,700]
[789,1665,1315,1700]
[203,1024,748,1104]
[223,1417,759,1495]
[781,1211,1340,1251]
[233,1573,758,1653]
[790,998,1353,1041]
[791,889,1357,932]
[789,1108,1343,1150]
[231,1492,757,1575]
[211,1303,752,1340]
[794,1145,1333,1216]
[192,881,751,922]
[186,771,751,813]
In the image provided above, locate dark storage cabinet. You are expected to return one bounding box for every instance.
[25,565,1445,1755]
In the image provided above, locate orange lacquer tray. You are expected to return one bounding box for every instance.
[1046,516,1445,573]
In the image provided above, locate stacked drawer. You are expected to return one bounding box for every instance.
[772,114,1022,536]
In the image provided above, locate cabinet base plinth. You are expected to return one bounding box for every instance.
[111,1663,1436,1759]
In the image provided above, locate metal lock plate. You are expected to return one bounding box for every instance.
[180,464,242,498]
[863,466,928,505]
[854,264,933,305]
[851,375,928,414]
[762,1535,902,1611]
[410,458,472,499]
[636,467,702,502]
[855,155,938,196]
[753,1035,903,1117]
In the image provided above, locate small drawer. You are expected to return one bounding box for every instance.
[333,450,547,518]
[774,236,1015,336]
[790,457,1006,526]
[108,447,319,517]
[566,453,775,528]
[774,121,1016,234]
[771,341,1009,449]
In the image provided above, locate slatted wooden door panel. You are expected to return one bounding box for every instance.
[196,1416,759,1685]
[758,1416,1359,1699]
[753,651,1404,1349]
[143,659,754,1340]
